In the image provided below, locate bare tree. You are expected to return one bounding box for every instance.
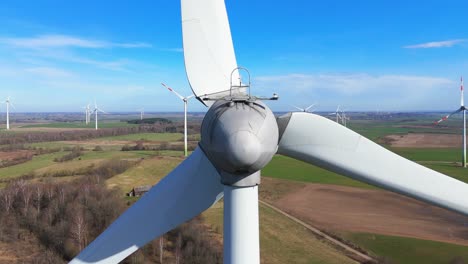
[35,185,43,214]
[175,233,182,264]
[159,236,164,264]
[1,189,14,215]
[71,210,88,251]
[21,185,32,215]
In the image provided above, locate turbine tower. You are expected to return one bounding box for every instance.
[329,105,342,124]
[162,83,194,157]
[3,97,14,130]
[435,76,467,167]
[93,101,106,130]
[71,1,468,263]
[139,108,144,120]
[83,104,91,125]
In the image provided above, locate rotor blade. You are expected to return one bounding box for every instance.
[305,104,316,111]
[186,94,195,100]
[70,147,223,263]
[9,102,16,110]
[277,112,468,216]
[161,83,185,100]
[292,105,304,111]
[181,0,244,105]
[434,108,462,124]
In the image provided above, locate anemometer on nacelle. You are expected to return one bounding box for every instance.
[200,67,279,103]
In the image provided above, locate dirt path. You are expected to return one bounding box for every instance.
[259,200,376,263]
[274,184,468,246]
[385,133,463,148]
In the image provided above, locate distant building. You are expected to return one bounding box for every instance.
[127,185,152,197]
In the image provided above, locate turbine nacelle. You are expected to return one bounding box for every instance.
[200,99,278,181]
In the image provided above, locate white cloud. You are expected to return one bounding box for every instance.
[0,34,152,49]
[255,73,453,95]
[25,67,74,78]
[404,39,466,49]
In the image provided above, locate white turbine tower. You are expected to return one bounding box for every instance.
[435,76,466,167]
[83,104,91,125]
[139,108,144,120]
[341,107,350,127]
[292,103,316,112]
[3,97,15,130]
[329,105,342,123]
[162,83,194,157]
[93,101,106,130]
[71,1,468,264]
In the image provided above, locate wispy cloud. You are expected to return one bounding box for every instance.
[255,73,453,95]
[404,39,466,49]
[0,34,151,49]
[25,67,74,78]
[254,73,460,111]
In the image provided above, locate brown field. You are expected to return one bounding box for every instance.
[10,127,89,132]
[273,183,468,246]
[0,150,33,160]
[385,133,464,148]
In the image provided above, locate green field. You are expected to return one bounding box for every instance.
[343,232,468,264]
[21,121,137,129]
[0,151,66,179]
[98,133,184,142]
[106,156,182,194]
[203,202,356,264]
[263,155,373,189]
[392,147,462,162]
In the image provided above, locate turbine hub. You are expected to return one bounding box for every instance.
[200,99,278,181]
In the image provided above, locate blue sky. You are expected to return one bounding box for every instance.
[0,0,467,112]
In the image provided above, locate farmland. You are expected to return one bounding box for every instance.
[0,112,467,263]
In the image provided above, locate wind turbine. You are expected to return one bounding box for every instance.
[434,76,466,168]
[329,105,342,123]
[341,107,350,127]
[162,83,194,157]
[3,97,15,130]
[71,1,468,263]
[292,103,316,112]
[93,101,106,130]
[138,108,144,120]
[83,104,91,125]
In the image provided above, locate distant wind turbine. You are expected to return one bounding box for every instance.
[162,83,194,157]
[341,107,350,127]
[292,103,316,112]
[434,76,466,168]
[93,101,107,130]
[3,97,15,130]
[329,105,342,123]
[83,103,91,125]
[139,108,144,120]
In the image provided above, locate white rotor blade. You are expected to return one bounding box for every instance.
[181,0,244,105]
[292,105,304,111]
[277,112,468,216]
[70,147,223,263]
[97,108,108,114]
[161,83,185,101]
[434,108,462,124]
[305,103,316,111]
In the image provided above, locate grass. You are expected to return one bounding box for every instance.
[263,155,373,189]
[202,202,357,264]
[106,156,182,194]
[392,147,462,162]
[21,121,137,129]
[342,232,468,264]
[0,151,66,179]
[98,133,184,142]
